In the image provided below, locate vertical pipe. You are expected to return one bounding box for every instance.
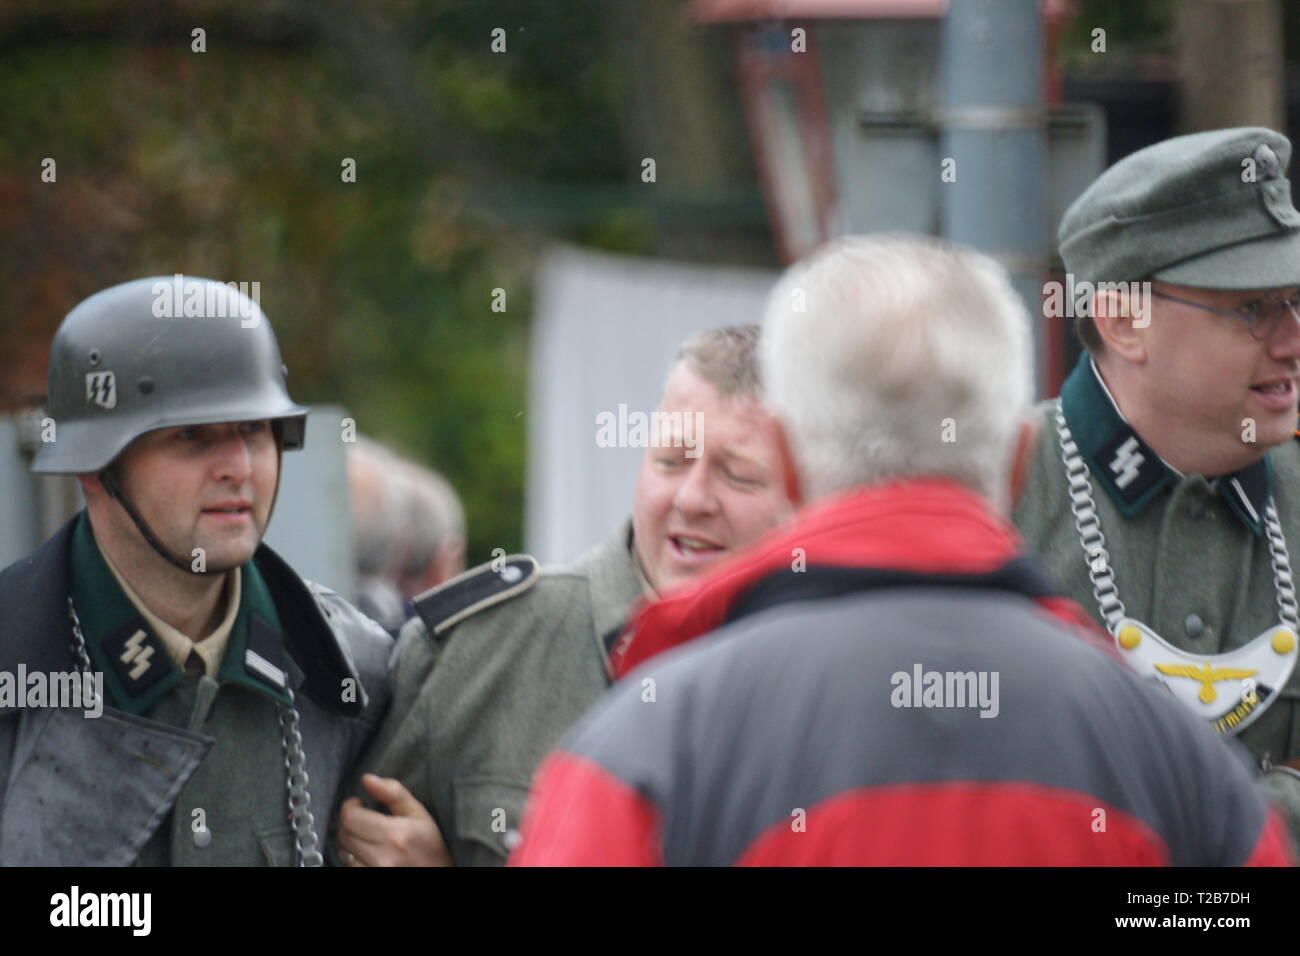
[939,0,1050,395]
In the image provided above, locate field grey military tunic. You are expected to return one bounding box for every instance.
[1015,354,1300,842]
[358,520,644,865]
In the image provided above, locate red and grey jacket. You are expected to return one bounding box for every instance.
[511,480,1293,866]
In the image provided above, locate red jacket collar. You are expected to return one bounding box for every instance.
[611,479,1111,678]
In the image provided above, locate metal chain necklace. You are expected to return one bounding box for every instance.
[66,596,323,866]
[1053,400,1299,632]
[1053,399,1300,734]
[277,687,323,866]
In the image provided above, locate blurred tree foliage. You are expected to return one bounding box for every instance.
[1059,0,1300,67]
[1056,0,1174,64]
[0,0,767,564]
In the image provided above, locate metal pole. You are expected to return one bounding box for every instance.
[939,0,1049,395]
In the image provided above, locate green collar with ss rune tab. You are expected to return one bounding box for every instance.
[68,511,293,716]
[1058,352,1272,536]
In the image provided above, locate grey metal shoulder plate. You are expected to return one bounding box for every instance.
[411,554,540,640]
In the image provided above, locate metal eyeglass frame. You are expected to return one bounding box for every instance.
[1150,289,1300,341]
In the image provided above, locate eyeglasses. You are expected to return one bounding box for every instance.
[1151,289,1300,341]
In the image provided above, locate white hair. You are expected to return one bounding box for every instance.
[760,234,1033,507]
[346,436,408,578]
[396,461,466,581]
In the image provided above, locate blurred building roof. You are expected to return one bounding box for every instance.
[691,0,946,21]
[692,0,1071,22]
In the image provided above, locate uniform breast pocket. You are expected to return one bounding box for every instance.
[451,776,531,866]
[256,825,295,867]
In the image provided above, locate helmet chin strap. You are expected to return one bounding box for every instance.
[99,468,224,577]
[99,425,287,578]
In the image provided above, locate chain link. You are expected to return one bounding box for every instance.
[1052,401,1127,631]
[278,689,323,867]
[66,597,98,706]
[67,595,322,867]
[1265,503,1300,631]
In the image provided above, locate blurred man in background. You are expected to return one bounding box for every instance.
[347,438,466,634]
[392,458,466,602]
[511,235,1291,867]
[336,324,794,865]
[347,437,409,634]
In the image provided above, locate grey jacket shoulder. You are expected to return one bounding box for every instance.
[1011,398,1068,542]
[396,524,638,673]
[362,533,621,770]
[358,522,644,865]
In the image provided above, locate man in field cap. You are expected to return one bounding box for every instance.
[1015,127,1300,841]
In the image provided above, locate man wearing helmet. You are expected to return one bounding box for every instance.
[0,276,393,866]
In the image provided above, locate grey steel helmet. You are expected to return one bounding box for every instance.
[32,275,308,474]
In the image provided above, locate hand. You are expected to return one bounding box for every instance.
[336,774,453,867]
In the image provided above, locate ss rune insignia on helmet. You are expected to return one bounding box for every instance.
[85,371,116,409]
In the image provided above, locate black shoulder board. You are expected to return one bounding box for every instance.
[411,554,540,639]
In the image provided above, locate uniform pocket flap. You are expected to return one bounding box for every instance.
[255,824,294,867]
[452,776,531,865]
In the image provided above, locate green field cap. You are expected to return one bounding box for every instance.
[1059,127,1300,290]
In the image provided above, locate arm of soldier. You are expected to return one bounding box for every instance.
[341,554,547,866]
[337,773,452,866]
[332,614,451,863]
[340,615,441,793]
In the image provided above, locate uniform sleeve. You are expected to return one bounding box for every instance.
[508,752,663,867]
[342,615,442,805]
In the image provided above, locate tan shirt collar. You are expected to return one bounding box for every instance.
[97,542,240,678]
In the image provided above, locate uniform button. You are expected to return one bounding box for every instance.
[1185,614,1205,638]
[193,826,212,848]
[503,828,522,851]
